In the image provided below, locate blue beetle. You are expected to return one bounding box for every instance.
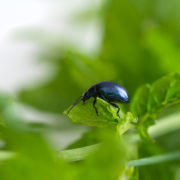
[67,81,129,117]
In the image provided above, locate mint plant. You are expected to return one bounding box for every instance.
[0,72,179,180]
[1,0,180,179]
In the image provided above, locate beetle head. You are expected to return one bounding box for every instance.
[82,91,90,102]
[82,86,96,103]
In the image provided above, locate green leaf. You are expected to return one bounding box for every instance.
[0,129,72,180]
[0,127,134,180]
[65,97,136,134]
[76,131,131,180]
[130,84,150,117]
[66,98,119,128]
[131,72,180,140]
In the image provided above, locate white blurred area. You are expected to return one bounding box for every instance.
[0,0,102,148]
[0,0,102,94]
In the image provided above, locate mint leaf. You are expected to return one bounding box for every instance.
[130,84,150,117]
[66,98,120,128]
[66,97,136,135]
[76,131,130,180]
[131,72,180,140]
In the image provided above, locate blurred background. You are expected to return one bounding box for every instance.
[1,0,180,148]
[0,0,101,94]
[0,0,102,148]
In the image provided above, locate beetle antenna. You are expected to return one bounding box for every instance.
[67,96,83,114]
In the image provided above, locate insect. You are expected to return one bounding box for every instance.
[67,81,129,117]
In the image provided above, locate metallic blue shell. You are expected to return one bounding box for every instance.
[97,81,129,103]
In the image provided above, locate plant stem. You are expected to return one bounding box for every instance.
[148,112,180,138]
[60,144,99,162]
[127,151,180,167]
[0,151,15,160]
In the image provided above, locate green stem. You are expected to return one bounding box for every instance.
[148,112,180,138]
[0,151,15,160]
[60,144,99,162]
[127,151,180,167]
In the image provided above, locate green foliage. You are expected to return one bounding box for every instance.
[19,51,116,113]
[0,129,71,180]
[66,97,135,130]
[131,73,180,139]
[18,0,180,114]
[138,142,174,180]
[0,127,130,180]
[1,0,180,179]
[66,129,99,149]
[75,132,128,180]
[0,93,11,127]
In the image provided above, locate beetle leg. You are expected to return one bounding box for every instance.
[99,95,111,108]
[109,103,120,118]
[99,95,121,118]
[93,97,98,115]
[99,95,109,103]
